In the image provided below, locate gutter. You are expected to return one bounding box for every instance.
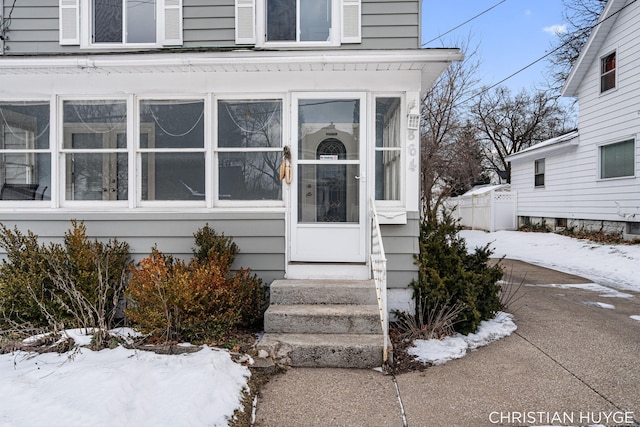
[0,49,463,70]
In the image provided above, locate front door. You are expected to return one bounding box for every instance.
[290,94,366,262]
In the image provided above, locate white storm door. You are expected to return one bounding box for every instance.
[290,93,367,262]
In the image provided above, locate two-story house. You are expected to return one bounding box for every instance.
[0,1,462,366]
[508,0,640,239]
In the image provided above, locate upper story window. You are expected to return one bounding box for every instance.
[600,51,616,93]
[235,0,361,46]
[59,0,183,47]
[93,0,157,44]
[266,0,331,42]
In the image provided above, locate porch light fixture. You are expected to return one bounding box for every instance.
[407,105,420,130]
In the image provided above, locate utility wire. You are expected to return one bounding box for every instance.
[422,0,508,47]
[459,0,638,103]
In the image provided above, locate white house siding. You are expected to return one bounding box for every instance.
[511,1,640,230]
[2,0,420,54]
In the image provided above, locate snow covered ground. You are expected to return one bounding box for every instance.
[1,230,639,426]
[407,229,640,367]
[0,329,251,427]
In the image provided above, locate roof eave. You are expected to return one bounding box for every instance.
[561,0,627,97]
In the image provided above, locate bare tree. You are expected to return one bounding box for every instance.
[421,38,486,219]
[471,86,573,183]
[548,0,607,89]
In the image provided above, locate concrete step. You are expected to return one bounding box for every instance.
[257,333,385,368]
[269,279,377,305]
[264,304,381,334]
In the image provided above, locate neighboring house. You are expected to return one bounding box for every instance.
[0,2,462,313]
[508,0,640,239]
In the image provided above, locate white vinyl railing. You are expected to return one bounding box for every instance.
[370,198,389,364]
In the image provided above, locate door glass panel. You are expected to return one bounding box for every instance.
[297,98,360,224]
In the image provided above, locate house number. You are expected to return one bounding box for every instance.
[408,143,417,172]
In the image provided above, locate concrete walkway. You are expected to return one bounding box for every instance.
[253,259,640,427]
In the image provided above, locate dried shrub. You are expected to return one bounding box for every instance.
[125,225,267,344]
[0,221,132,349]
[394,295,465,341]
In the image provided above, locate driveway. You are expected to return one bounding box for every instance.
[254,259,640,427]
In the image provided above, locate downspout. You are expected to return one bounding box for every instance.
[0,0,5,55]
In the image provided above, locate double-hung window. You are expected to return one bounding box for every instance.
[534,158,545,187]
[216,99,283,202]
[235,0,361,46]
[375,97,402,201]
[0,102,51,202]
[600,139,635,179]
[601,51,616,93]
[139,100,206,202]
[60,0,183,47]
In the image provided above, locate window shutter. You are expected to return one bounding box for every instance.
[59,0,80,45]
[341,0,361,44]
[162,0,183,46]
[235,0,256,45]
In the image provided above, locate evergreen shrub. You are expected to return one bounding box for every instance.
[410,212,503,335]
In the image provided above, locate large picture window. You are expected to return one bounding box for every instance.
[63,101,128,201]
[600,139,635,179]
[217,100,282,201]
[0,102,51,201]
[375,98,401,201]
[139,100,205,202]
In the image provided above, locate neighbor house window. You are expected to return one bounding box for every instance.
[217,99,282,201]
[534,158,545,187]
[63,100,128,201]
[601,51,616,93]
[139,100,205,202]
[375,97,401,201]
[600,139,635,179]
[0,102,51,201]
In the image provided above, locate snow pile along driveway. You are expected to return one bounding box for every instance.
[408,312,517,365]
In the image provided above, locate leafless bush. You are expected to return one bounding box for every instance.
[394,297,465,341]
[499,266,525,313]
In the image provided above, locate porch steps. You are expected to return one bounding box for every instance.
[257,279,387,368]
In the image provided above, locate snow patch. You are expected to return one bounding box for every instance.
[409,312,516,366]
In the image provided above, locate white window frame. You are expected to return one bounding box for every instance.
[600,49,617,94]
[214,95,285,207]
[373,95,404,206]
[534,158,545,187]
[136,97,208,208]
[70,0,183,49]
[0,101,52,206]
[236,0,361,46]
[59,97,130,208]
[598,137,636,180]
[255,0,341,48]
